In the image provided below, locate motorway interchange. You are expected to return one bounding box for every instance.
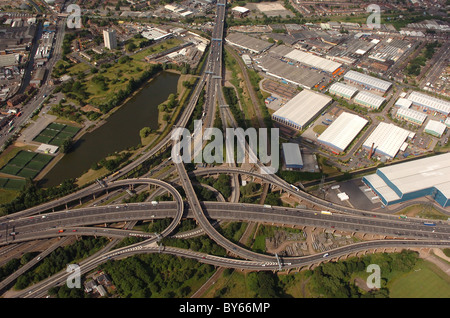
[1,0,450,297]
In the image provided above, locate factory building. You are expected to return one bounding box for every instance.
[317,112,368,154]
[395,107,427,126]
[272,89,332,131]
[328,82,358,100]
[282,143,303,170]
[226,33,274,54]
[353,91,386,110]
[344,70,392,93]
[407,91,450,116]
[362,122,411,159]
[424,120,447,137]
[363,153,450,207]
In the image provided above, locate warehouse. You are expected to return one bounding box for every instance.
[282,143,303,169]
[344,70,392,93]
[424,120,447,137]
[363,152,450,207]
[317,112,368,154]
[407,91,450,116]
[284,49,342,73]
[395,107,427,126]
[445,117,450,128]
[226,33,274,54]
[362,122,411,159]
[328,82,358,100]
[354,91,386,110]
[256,56,323,89]
[395,97,412,109]
[272,89,332,131]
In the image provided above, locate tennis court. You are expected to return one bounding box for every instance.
[0,151,53,180]
[33,123,81,147]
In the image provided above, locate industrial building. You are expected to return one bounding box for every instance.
[395,97,412,109]
[282,143,303,169]
[284,49,342,74]
[353,91,386,110]
[317,112,368,154]
[142,27,172,41]
[226,33,274,54]
[256,55,323,89]
[231,6,250,17]
[268,45,341,74]
[407,91,450,116]
[344,70,392,93]
[363,153,450,207]
[328,82,358,100]
[395,107,427,126]
[424,120,447,137]
[363,122,411,159]
[445,117,450,128]
[272,89,332,131]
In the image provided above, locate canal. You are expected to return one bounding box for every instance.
[40,71,180,187]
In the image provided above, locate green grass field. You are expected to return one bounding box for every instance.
[0,151,53,181]
[388,259,450,298]
[33,123,80,147]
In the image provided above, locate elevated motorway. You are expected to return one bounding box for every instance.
[13,238,450,298]
[3,200,450,246]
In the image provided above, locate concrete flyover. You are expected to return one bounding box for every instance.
[0,178,184,244]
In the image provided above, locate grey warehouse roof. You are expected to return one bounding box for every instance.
[344,70,392,92]
[226,33,274,54]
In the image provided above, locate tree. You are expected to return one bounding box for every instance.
[61,137,74,153]
[139,127,152,139]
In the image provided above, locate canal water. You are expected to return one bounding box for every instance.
[41,71,179,187]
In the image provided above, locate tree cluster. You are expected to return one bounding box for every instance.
[100,254,215,298]
[310,250,419,298]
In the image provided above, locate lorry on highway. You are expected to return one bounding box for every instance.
[321,211,332,215]
[151,201,158,206]
[423,222,436,226]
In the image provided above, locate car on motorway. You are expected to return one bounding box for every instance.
[323,253,330,258]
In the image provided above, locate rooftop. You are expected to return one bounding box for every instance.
[317,112,368,152]
[272,89,332,129]
[377,152,450,199]
[344,70,392,92]
[363,122,411,159]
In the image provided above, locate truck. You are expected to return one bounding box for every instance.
[263,204,272,209]
[423,222,436,226]
[151,201,158,206]
[321,211,332,215]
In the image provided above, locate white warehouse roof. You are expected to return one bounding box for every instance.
[284,49,342,73]
[363,122,411,158]
[354,91,386,109]
[424,120,447,136]
[396,107,427,125]
[272,89,332,130]
[329,82,358,98]
[318,112,368,153]
[344,70,392,92]
[232,6,250,13]
[376,152,450,199]
[407,91,450,115]
[395,97,412,108]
